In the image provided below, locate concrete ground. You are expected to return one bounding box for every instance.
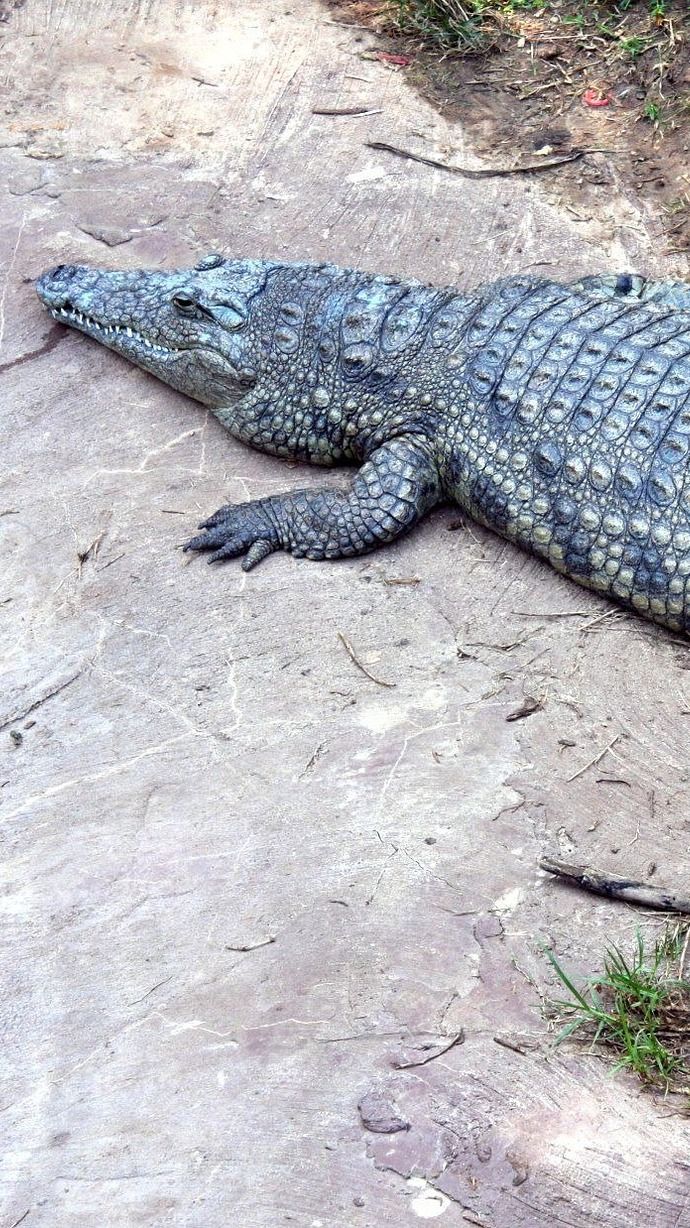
[2,2,690,1225]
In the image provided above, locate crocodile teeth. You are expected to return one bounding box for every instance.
[51,305,168,352]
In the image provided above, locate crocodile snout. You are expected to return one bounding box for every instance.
[35,263,82,306]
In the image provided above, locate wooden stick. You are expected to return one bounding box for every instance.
[313,107,383,117]
[540,857,690,913]
[337,631,395,688]
[367,140,592,179]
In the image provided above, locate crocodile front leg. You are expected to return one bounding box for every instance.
[184,435,441,570]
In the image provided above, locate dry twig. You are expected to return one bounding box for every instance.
[337,631,395,688]
[367,140,597,178]
[540,858,690,913]
[392,1030,465,1069]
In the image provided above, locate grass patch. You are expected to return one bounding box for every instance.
[380,0,680,51]
[341,0,690,247]
[379,1,494,52]
[545,923,690,1095]
[374,0,688,122]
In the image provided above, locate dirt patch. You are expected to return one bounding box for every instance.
[330,0,690,259]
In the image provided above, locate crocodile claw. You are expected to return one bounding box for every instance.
[198,504,236,530]
[183,502,277,571]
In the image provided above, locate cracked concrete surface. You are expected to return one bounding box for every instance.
[2,2,690,1226]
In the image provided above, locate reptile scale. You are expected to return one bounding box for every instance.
[36,255,690,633]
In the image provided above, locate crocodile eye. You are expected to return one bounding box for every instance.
[172,294,196,314]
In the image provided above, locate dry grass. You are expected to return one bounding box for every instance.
[371,0,689,125]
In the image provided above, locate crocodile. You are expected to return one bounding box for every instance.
[36,256,690,633]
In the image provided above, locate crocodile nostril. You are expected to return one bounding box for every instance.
[35,264,81,306]
[50,263,78,281]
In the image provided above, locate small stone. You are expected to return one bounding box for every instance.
[77,223,133,247]
[26,140,65,159]
[8,169,49,195]
[474,913,504,940]
[358,1089,410,1135]
[138,212,168,228]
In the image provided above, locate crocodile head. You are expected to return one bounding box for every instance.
[35,253,273,408]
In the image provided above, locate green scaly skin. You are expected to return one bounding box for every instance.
[36,256,690,633]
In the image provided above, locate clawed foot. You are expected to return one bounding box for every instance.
[183,501,278,571]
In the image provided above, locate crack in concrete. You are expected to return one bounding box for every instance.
[0,320,66,375]
[1,733,190,822]
[83,426,203,484]
[0,663,86,731]
[0,209,27,354]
